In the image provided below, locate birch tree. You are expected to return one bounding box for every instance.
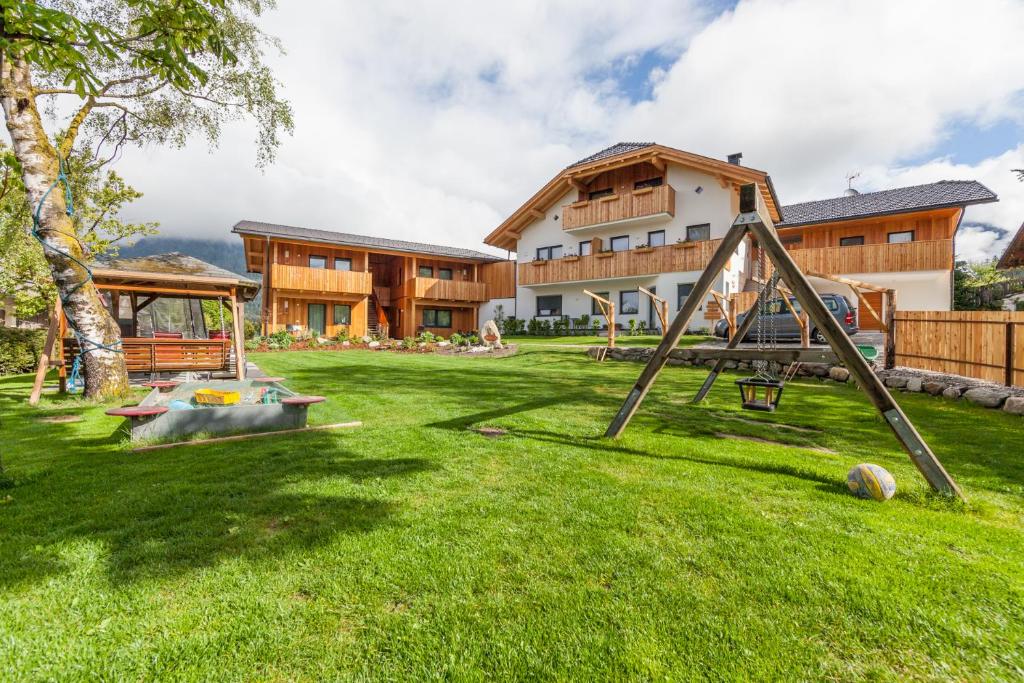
[0,0,292,398]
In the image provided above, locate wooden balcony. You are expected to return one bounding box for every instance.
[271,263,372,295]
[786,239,954,275]
[561,184,675,231]
[519,240,722,286]
[406,277,488,302]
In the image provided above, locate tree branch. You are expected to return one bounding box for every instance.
[59,96,96,158]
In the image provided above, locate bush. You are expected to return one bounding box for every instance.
[243,318,260,339]
[267,330,293,350]
[1017,300,1024,312]
[628,319,638,336]
[244,336,264,351]
[501,317,525,336]
[0,328,46,375]
[402,336,418,350]
[333,325,349,341]
[466,333,480,346]
[449,332,465,346]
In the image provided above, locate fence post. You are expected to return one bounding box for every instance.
[884,289,896,369]
[1006,322,1015,387]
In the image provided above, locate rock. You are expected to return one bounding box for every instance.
[361,335,372,343]
[367,340,381,349]
[1003,396,1024,415]
[418,342,427,348]
[884,376,908,389]
[809,364,830,378]
[906,377,924,392]
[828,367,850,382]
[479,319,503,349]
[723,360,738,370]
[942,386,963,400]
[437,341,450,348]
[667,359,687,367]
[963,387,1009,408]
[922,381,946,396]
[341,340,351,347]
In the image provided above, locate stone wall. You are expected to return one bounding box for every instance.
[589,346,1024,416]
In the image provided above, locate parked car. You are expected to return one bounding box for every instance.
[713,293,858,344]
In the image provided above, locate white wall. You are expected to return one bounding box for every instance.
[479,297,515,327]
[808,271,952,311]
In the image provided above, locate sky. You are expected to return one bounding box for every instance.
[93,0,1024,261]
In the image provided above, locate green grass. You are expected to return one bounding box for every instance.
[510,333,713,347]
[1,347,1023,680]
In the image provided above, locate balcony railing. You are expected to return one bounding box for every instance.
[561,184,675,231]
[519,239,722,286]
[406,277,488,302]
[271,263,372,295]
[785,239,954,275]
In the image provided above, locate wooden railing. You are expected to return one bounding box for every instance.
[65,338,232,374]
[519,239,722,286]
[561,184,675,230]
[271,263,372,295]
[785,239,953,274]
[408,277,488,302]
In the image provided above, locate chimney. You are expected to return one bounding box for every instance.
[727,152,743,166]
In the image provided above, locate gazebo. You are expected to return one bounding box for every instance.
[33,253,260,399]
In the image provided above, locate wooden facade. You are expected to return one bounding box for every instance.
[519,240,724,286]
[562,162,676,231]
[238,231,511,339]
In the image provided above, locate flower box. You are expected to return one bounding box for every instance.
[595,251,615,259]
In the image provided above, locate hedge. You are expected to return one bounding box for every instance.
[0,328,47,376]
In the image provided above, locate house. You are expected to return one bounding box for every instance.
[997,221,1024,270]
[777,181,997,328]
[485,142,997,332]
[485,142,782,332]
[232,221,515,339]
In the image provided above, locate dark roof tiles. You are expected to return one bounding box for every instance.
[568,142,655,168]
[778,180,997,227]
[232,220,501,261]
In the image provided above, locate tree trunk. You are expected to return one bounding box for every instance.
[0,56,129,399]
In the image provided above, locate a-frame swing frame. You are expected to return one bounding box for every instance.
[604,183,964,500]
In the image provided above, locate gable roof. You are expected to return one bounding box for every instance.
[232,220,501,262]
[91,252,261,301]
[998,221,1024,269]
[777,180,998,228]
[484,142,781,251]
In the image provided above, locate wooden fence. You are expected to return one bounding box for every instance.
[894,311,1024,387]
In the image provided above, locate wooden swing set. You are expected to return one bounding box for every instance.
[604,183,964,500]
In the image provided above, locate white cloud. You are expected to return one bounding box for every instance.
[43,0,1024,263]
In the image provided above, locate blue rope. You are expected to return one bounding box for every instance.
[31,155,122,393]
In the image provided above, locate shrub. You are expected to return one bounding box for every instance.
[0,328,46,375]
[527,318,540,335]
[333,325,349,341]
[244,336,264,351]
[466,334,480,346]
[501,317,525,336]
[243,318,260,339]
[402,336,417,350]
[1017,300,1024,312]
[592,319,601,330]
[553,317,569,335]
[628,319,638,336]
[449,332,465,346]
[267,330,293,350]
[638,320,647,335]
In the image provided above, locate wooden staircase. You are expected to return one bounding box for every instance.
[368,290,390,338]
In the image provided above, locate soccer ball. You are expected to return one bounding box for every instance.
[847,463,896,501]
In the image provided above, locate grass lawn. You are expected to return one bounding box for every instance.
[1,347,1023,680]
[510,333,713,347]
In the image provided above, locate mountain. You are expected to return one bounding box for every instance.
[116,237,262,317]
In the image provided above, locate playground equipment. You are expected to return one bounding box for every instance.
[604,183,964,500]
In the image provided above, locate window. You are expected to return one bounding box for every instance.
[438,268,453,280]
[686,224,711,242]
[839,236,865,247]
[592,292,609,315]
[308,255,327,269]
[620,290,639,315]
[610,235,629,252]
[536,245,563,261]
[536,295,562,316]
[422,309,453,328]
[333,304,351,325]
[634,177,663,190]
[888,230,914,244]
[334,257,352,271]
[648,230,666,247]
[780,235,803,247]
[677,283,694,310]
[418,265,434,277]
[579,240,592,256]
[588,188,613,200]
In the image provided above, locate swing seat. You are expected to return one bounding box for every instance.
[857,344,878,361]
[735,377,785,412]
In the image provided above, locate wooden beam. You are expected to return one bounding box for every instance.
[527,208,545,220]
[568,177,588,193]
[132,421,363,452]
[584,289,615,348]
[746,211,963,499]
[28,308,59,406]
[95,283,229,298]
[680,348,837,363]
[884,289,897,369]
[605,219,750,437]
[806,271,889,293]
[639,286,667,333]
[56,297,66,394]
[230,288,245,380]
[650,155,666,172]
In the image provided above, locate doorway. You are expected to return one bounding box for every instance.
[308,303,326,336]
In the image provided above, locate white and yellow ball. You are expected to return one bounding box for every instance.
[847,464,896,501]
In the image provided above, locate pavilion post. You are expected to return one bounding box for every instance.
[28,307,59,405]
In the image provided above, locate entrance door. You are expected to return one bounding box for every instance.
[307,303,326,336]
